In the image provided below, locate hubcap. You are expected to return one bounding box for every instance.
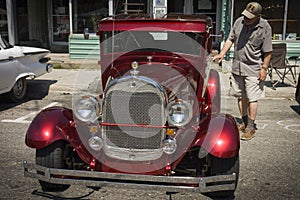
[13,79,24,97]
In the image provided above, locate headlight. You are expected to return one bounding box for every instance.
[74,96,100,122]
[167,100,193,126]
[162,138,177,154]
[88,136,103,151]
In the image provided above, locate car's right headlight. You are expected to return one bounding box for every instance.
[167,100,193,127]
[73,96,100,122]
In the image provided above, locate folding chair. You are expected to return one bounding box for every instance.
[268,43,299,88]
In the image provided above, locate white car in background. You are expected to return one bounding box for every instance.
[0,35,53,102]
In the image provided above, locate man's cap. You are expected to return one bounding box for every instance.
[241,2,262,19]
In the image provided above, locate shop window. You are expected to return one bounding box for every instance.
[168,0,184,13]
[114,0,147,15]
[286,0,299,40]
[194,0,217,47]
[194,0,216,20]
[72,0,108,34]
[52,0,70,42]
[16,0,29,42]
[0,1,8,41]
[234,0,299,40]
[261,0,285,40]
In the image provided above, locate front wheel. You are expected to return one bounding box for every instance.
[36,141,70,192]
[207,154,239,199]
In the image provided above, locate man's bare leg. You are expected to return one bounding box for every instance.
[240,100,258,140]
[247,101,258,130]
[238,98,248,127]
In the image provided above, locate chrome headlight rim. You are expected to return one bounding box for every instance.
[162,138,177,154]
[73,95,100,123]
[167,99,193,127]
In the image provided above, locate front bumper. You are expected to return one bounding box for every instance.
[23,161,236,193]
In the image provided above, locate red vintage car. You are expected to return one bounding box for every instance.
[24,14,240,198]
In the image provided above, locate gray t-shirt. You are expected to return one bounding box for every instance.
[228,16,273,77]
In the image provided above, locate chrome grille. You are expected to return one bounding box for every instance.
[102,76,166,160]
[105,91,163,149]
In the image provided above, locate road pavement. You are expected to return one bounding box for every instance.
[0,67,299,200]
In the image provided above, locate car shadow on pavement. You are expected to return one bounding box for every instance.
[290,105,300,115]
[0,79,57,111]
[31,189,95,199]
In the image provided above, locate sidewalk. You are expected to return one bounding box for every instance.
[49,53,99,69]
[48,53,297,99]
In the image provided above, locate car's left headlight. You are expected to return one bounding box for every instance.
[73,96,100,122]
[167,100,193,127]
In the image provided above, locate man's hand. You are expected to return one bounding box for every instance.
[212,53,224,64]
[212,39,233,64]
[258,67,268,82]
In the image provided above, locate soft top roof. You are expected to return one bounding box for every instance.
[98,14,213,33]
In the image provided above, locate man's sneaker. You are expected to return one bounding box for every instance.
[238,123,246,132]
[241,128,256,141]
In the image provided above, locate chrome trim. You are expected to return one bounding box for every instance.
[167,99,193,127]
[102,75,168,161]
[103,75,168,121]
[102,145,163,161]
[206,25,213,33]
[104,75,167,102]
[46,63,53,73]
[0,57,14,62]
[23,161,237,194]
[73,95,100,123]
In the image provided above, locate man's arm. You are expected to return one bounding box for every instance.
[262,51,272,70]
[259,51,272,81]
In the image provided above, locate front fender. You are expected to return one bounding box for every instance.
[25,107,74,149]
[25,106,94,164]
[16,73,35,81]
[195,114,240,158]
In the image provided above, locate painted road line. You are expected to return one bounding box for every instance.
[1,102,60,124]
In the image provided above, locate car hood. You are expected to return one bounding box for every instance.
[100,51,207,106]
[101,51,206,89]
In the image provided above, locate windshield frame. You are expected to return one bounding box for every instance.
[101,30,205,56]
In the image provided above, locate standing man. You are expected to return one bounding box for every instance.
[213,2,272,140]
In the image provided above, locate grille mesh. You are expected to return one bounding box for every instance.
[103,86,165,150]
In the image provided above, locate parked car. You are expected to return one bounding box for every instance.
[24,14,240,198]
[0,35,52,102]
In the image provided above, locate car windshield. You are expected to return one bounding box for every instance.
[102,31,203,55]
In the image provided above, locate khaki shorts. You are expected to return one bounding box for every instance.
[230,73,265,102]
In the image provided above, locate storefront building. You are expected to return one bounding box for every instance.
[1,0,109,54]
[230,0,300,58]
[0,0,299,59]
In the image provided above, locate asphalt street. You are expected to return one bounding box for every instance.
[0,69,299,200]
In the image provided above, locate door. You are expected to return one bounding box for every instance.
[51,0,70,44]
[0,41,20,92]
